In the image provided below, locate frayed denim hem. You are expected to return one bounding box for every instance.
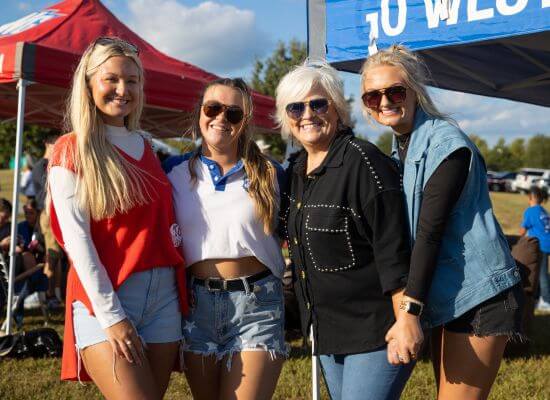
[472,330,528,343]
[182,342,289,371]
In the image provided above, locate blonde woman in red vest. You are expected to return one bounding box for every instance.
[47,37,187,399]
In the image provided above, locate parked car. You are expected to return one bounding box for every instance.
[487,171,517,192]
[532,178,550,196]
[511,168,550,193]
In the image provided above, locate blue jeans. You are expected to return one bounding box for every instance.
[320,347,414,400]
[539,252,550,303]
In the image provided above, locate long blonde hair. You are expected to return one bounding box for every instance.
[188,78,278,234]
[63,37,153,220]
[360,44,453,123]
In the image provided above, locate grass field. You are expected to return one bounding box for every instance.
[1,169,549,399]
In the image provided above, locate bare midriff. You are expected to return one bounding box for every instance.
[188,256,268,279]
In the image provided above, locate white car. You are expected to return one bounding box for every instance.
[511,168,550,193]
[532,178,550,196]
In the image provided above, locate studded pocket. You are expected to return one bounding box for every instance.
[305,210,356,272]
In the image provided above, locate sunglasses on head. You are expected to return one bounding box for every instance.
[361,85,407,109]
[202,101,245,125]
[285,98,331,120]
[93,36,140,55]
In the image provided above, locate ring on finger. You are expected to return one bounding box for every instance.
[397,354,404,362]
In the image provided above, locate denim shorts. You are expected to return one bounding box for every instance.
[444,283,524,337]
[73,267,183,349]
[183,272,288,370]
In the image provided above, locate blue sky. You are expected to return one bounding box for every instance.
[2,0,549,145]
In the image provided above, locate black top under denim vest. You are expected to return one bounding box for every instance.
[281,129,411,355]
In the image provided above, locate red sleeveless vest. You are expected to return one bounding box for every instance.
[49,133,187,381]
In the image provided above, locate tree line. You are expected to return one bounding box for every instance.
[375,131,550,170]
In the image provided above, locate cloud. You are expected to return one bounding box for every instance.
[430,88,550,143]
[127,0,272,75]
[18,2,30,11]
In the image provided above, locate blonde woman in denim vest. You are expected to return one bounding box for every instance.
[360,45,523,400]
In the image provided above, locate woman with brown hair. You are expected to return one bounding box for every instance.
[163,78,287,400]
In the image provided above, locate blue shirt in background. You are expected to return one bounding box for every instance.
[522,204,550,253]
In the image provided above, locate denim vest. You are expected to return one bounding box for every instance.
[392,109,520,328]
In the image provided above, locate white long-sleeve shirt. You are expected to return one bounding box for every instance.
[49,125,144,329]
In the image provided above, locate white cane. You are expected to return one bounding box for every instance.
[310,326,320,400]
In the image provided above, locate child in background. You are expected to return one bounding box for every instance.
[520,186,550,312]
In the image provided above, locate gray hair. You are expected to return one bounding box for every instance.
[275,60,351,140]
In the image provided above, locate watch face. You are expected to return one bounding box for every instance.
[401,300,422,316]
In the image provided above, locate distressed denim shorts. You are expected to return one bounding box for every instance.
[444,283,524,337]
[73,267,183,350]
[183,272,288,369]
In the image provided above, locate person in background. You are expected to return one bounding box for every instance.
[32,133,63,304]
[361,44,523,400]
[276,61,417,400]
[520,186,550,312]
[164,77,286,400]
[18,199,45,258]
[20,164,36,200]
[0,198,48,329]
[14,198,49,326]
[48,37,186,398]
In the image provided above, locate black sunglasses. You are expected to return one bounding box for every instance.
[93,36,140,55]
[361,85,407,109]
[285,98,331,120]
[202,101,245,125]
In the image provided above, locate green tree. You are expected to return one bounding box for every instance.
[250,40,307,161]
[375,131,393,156]
[509,138,525,169]
[251,40,307,98]
[525,134,550,168]
[0,121,60,168]
[486,138,516,171]
[468,134,489,162]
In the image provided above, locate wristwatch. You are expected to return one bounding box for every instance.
[399,300,424,316]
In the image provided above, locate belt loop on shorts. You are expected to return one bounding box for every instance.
[240,277,251,295]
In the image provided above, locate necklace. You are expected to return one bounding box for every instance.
[397,134,411,150]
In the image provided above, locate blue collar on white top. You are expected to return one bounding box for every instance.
[199,153,244,192]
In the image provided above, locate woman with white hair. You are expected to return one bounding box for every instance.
[361,45,523,400]
[276,61,420,400]
[48,37,186,398]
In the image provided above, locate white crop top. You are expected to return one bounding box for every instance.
[163,152,286,279]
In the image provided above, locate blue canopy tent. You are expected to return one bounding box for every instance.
[307,0,550,107]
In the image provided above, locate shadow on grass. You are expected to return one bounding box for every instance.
[506,312,550,358]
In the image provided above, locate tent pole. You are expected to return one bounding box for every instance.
[311,326,321,400]
[307,0,327,60]
[4,78,28,335]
